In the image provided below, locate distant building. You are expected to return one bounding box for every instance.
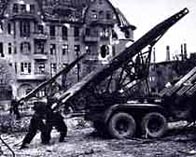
[148,54,196,93]
[0,59,12,100]
[0,0,136,98]
[149,61,179,93]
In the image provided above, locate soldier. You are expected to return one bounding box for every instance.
[10,98,21,120]
[46,97,67,142]
[20,100,67,149]
[20,102,49,149]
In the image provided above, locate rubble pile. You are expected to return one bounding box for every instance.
[0,113,30,133]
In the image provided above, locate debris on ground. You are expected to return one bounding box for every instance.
[1,118,196,157]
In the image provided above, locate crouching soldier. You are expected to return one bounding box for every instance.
[20,102,49,149]
[20,100,67,149]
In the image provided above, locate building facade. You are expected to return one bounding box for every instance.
[148,54,196,94]
[0,0,136,98]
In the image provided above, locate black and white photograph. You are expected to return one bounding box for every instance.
[0,0,196,156]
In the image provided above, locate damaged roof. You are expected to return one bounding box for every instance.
[40,0,92,23]
[0,0,136,28]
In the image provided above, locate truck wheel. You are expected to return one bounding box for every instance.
[142,112,167,138]
[108,112,136,139]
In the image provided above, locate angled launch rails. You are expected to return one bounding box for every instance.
[160,66,196,97]
[55,8,189,111]
[18,8,190,139]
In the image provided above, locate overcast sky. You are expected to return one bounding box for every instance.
[111,0,196,62]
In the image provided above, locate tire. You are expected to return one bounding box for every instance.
[108,112,136,139]
[142,112,167,138]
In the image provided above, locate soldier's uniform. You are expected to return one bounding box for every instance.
[10,99,21,120]
[46,97,67,142]
[20,102,49,149]
[21,100,67,149]
[45,110,67,142]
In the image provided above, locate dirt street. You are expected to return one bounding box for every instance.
[1,119,196,157]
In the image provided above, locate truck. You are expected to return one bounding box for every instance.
[52,8,189,139]
[20,8,189,139]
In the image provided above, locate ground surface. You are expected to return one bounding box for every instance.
[1,119,196,157]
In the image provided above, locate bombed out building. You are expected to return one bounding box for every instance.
[148,44,196,93]
[0,0,136,98]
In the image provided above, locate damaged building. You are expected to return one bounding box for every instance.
[148,44,196,93]
[0,0,136,98]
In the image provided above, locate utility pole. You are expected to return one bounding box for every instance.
[166,45,170,61]
[76,50,80,81]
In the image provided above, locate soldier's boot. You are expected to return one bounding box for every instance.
[41,130,51,145]
[58,123,67,142]
[20,128,37,149]
[59,132,66,142]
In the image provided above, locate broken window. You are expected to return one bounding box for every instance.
[74,45,80,53]
[106,11,112,20]
[100,45,109,58]
[124,30,131,38]
[20,42,31,54]
[86,28,90,36]
[36,62,45,74]
[37,25,44,34]
[14,46,17,54]
[35,41,45,54]
[100,27,109,39]
[50,25,56,38]
[21,4,26,13]
[74,27,80,41]
[28,63,31,74]
[91,10,98,19]
[21,62,31,74]
[0,42,4,57]
[0,21,3,33]
[8,43,12,54]
[50,44,56,55]
[74,27,79,37]
[86,46,91,54]
[15,62,17,73]
[62,44,68,55]
[13,3,19,13]
[20,21,31,37]
[99,11,104,19]
[8,23,12,34]
[51,63,57,75]
[30,4,35,13]
[62,26,68,40]
[112,29,118,39]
